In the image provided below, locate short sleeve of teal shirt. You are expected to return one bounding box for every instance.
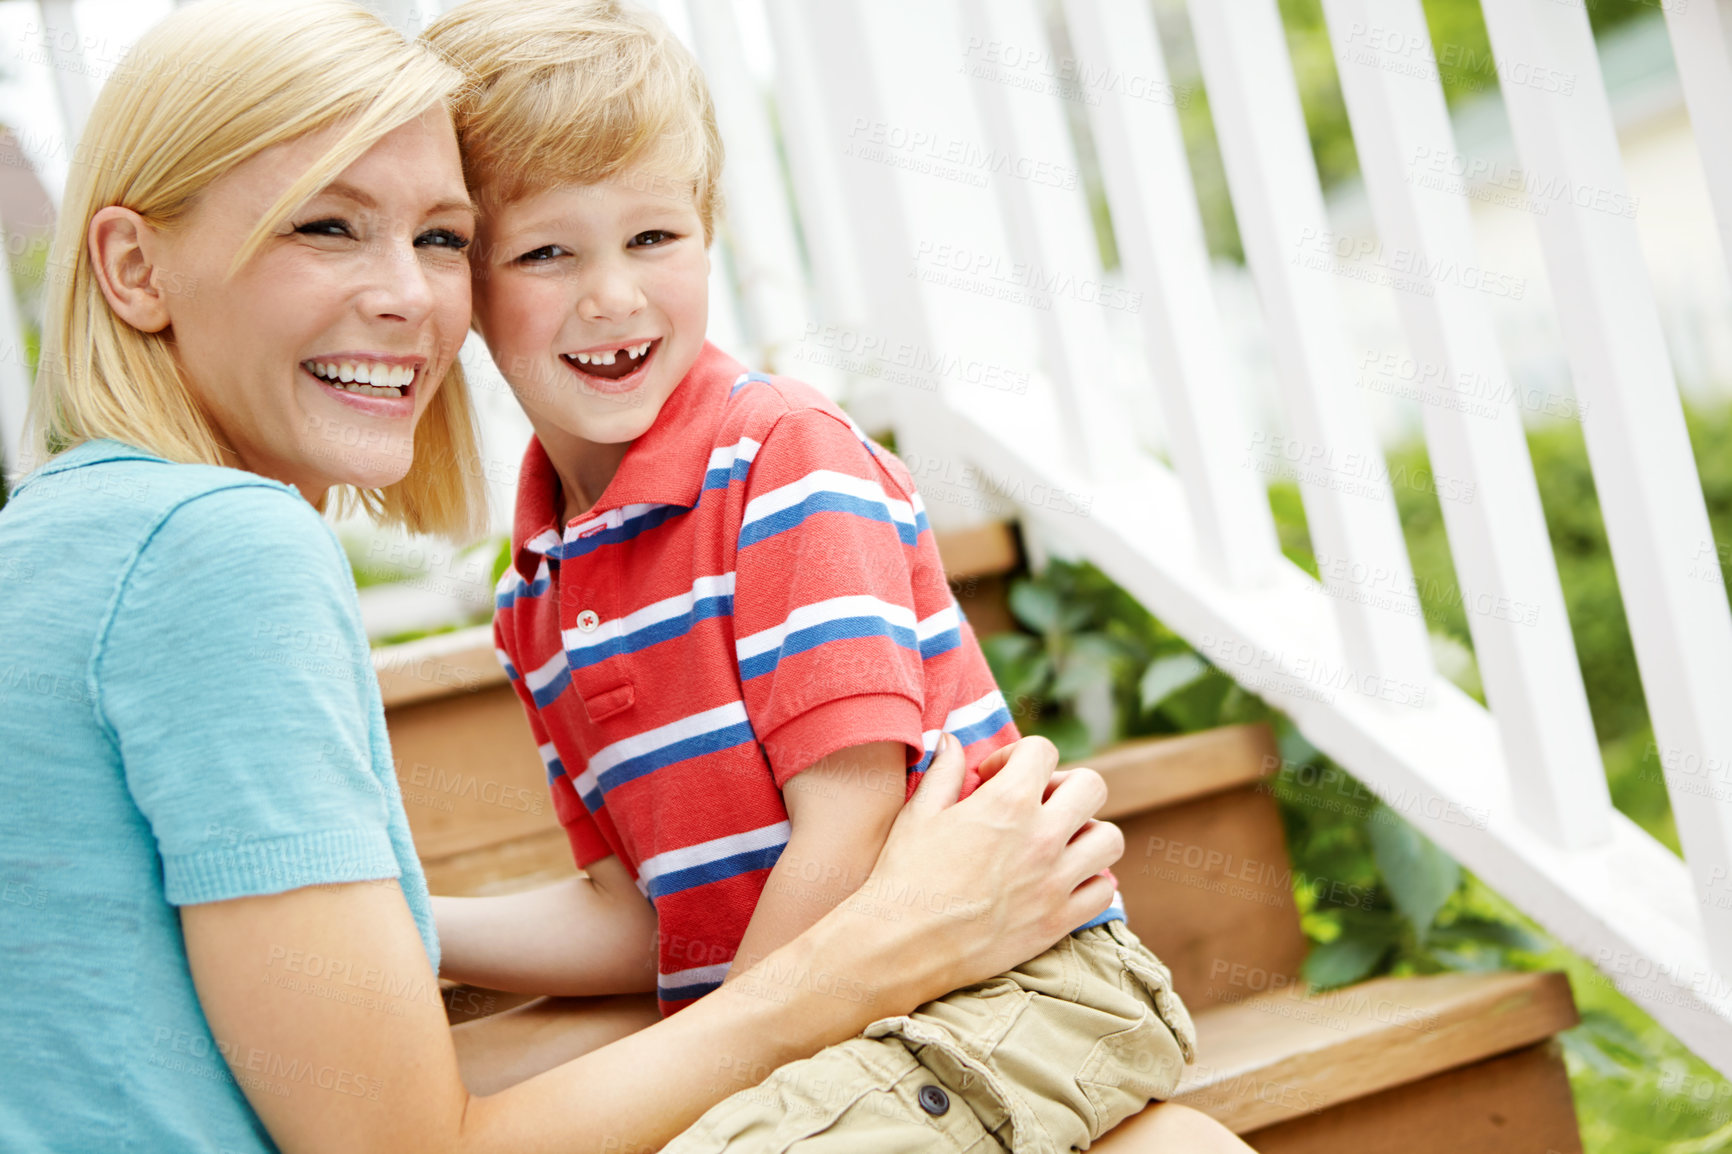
[95,483,421,913]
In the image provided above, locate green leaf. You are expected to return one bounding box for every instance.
[1027,713,1093,761]
[1139,652,1209,711]
[1427,916,1548,955]
[1368,813,1461,942]
[1052,634,1123,699]
[981,634,1049,705]
[1302,928,1393,990]
[1008,580,1063,634]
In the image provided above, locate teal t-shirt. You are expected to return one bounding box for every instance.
[0,440,438,1152]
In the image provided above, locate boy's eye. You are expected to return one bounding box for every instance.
[417,228,472,251]
[628,230,677,248]
[518,244,568,263]
[294,218,355,239]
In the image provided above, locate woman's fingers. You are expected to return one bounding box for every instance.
[1061,871,1119,932]
[1061,819,1125,887]
[970,733,1060,804]
[904,732,965,816]
[1038,766,1111,839]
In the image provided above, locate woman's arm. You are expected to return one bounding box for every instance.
[432,856,659,995]
[184,733,1120,1153]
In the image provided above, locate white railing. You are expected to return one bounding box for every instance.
[713,0,1732,1076]
[7,0,1732,1078]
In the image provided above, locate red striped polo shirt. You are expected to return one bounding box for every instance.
[493,342,1020,1013]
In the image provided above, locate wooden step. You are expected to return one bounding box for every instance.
[1098,971,1581,1152]
[1097,725,1308,1013]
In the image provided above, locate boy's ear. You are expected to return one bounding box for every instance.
[88,206,172,334]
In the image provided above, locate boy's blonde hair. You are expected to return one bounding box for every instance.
[32,0,485,539]
[422,0,724,243]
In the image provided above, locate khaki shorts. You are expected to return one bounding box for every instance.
[664,920,1197,1153]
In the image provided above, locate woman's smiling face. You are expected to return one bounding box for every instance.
[145,108,476,500]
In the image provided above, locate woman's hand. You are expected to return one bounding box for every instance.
[825,732,1122,1010]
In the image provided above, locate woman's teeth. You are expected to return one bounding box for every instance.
[570,341,653,366]
[305,360,414,398]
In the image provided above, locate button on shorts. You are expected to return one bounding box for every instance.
[663,920,1197,1153]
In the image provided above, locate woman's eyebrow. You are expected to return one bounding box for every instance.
[318,180,477,220]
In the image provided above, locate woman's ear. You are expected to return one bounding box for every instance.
[88,206,172,333]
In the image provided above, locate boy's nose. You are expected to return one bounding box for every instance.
[579,264,647,321]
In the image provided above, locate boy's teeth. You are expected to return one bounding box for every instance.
[574,341,653,367]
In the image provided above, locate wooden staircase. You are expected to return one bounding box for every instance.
[376,526,1584,1152]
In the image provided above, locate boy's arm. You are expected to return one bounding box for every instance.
[725,741,907,979]
[432,855,658,996]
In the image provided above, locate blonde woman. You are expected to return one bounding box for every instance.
[0,2,1139,1151]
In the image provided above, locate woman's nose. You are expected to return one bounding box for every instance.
[364,237,439,324]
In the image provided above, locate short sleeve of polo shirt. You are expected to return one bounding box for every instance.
[732,407,928,784]
[493,617,614,869]
[95,485,403,906]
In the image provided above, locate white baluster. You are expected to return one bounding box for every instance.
[684,0,817,380]
[0,215,31,484]
[953,0,1134,483]
[36,1,91,144]
[1319,0,1610,849]
[1665,0,1732,294]
[761,0,868,353]
[1481,0,1732,969]
[791,0,1051,531]
[1185,0,1434,705]
[1061,0,1282,588]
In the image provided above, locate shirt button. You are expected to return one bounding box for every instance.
[917,1084,949,1116]
[576,609,600,633]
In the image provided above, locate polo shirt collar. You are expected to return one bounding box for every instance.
[512,341,743,580]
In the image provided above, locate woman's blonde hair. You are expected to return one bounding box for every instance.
[32,0,484,539]
[422,0,724,243]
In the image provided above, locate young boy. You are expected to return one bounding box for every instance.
[424,2,1195,1147]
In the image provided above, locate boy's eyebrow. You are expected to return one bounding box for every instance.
[317,180,479,220]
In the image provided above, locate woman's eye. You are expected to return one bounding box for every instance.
[629,230,676,248]
[417,228,472,251]
[294,218,355,239]
[518,245,567,263]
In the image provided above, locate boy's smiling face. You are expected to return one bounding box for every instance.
[472,162,709,457]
